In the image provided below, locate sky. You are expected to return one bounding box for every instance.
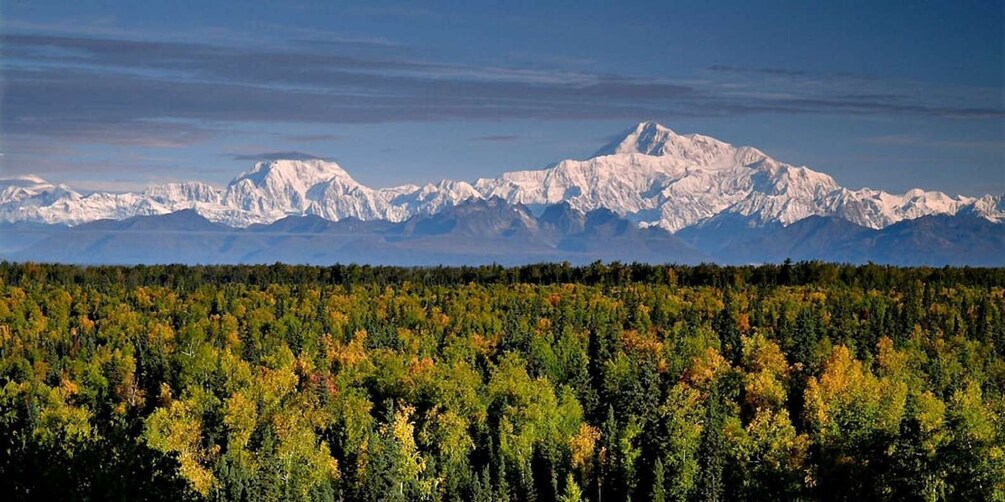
[1,0,1003,195]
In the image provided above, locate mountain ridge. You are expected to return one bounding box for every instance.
[3,122,1002,232]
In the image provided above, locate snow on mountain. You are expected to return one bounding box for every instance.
[2,121,1000,231]
[476,122,992,231]
[0,174,227,225]
[213,159,480,224]
[0,176,58,214]
[380,180,482,217]
[223,159,353,215]
[962,194,1005,223]
[595,121,763,167]
[823,187,978,230]
[144,182,221,206]
[476,123,845,231]
[0,178,139,225]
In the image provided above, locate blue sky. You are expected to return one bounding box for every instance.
[1,0,1003,195]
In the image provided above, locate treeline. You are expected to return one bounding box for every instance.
[0,263,1003,500]
[4,260,1005,290]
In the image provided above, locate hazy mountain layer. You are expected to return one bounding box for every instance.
[6,200,1002,266]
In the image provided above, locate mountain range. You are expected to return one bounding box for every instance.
[2,121,1002,265]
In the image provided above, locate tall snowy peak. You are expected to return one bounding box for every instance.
[595,120,767,169]
[223,159,356,213]
[230,159,354,189]
[477,123,840,231]
[206,158,418,224]
[216,159,480,224]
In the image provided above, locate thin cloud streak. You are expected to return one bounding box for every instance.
[862,134,1005,151]
[2,31,1003,152]
[281,133,343,142]
[470,135,522,142]
[228,151,331,162]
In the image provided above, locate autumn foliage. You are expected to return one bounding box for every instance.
[0,262,1003,500]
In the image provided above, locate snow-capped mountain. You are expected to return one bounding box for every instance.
[2,121,1001,231]
[216,159,398,226]
[963,194,1005,223]
[0,159,482,228]
[0,175,149,226]
[380,180,482,218]
[474,122,997,231]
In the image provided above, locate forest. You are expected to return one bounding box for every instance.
[0,261,1003,501]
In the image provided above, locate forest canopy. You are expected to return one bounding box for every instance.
[0,261,1003,500]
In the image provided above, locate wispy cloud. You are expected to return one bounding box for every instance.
[699,64,1003,119]
[932,139,1005,151]
[2,31,1002,154]
[706,65,814,78]
[228,151,331,162]
[862,134,923,146]
[862,134,1005,151]
[470,135,521,142]
[281,133,343,142]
